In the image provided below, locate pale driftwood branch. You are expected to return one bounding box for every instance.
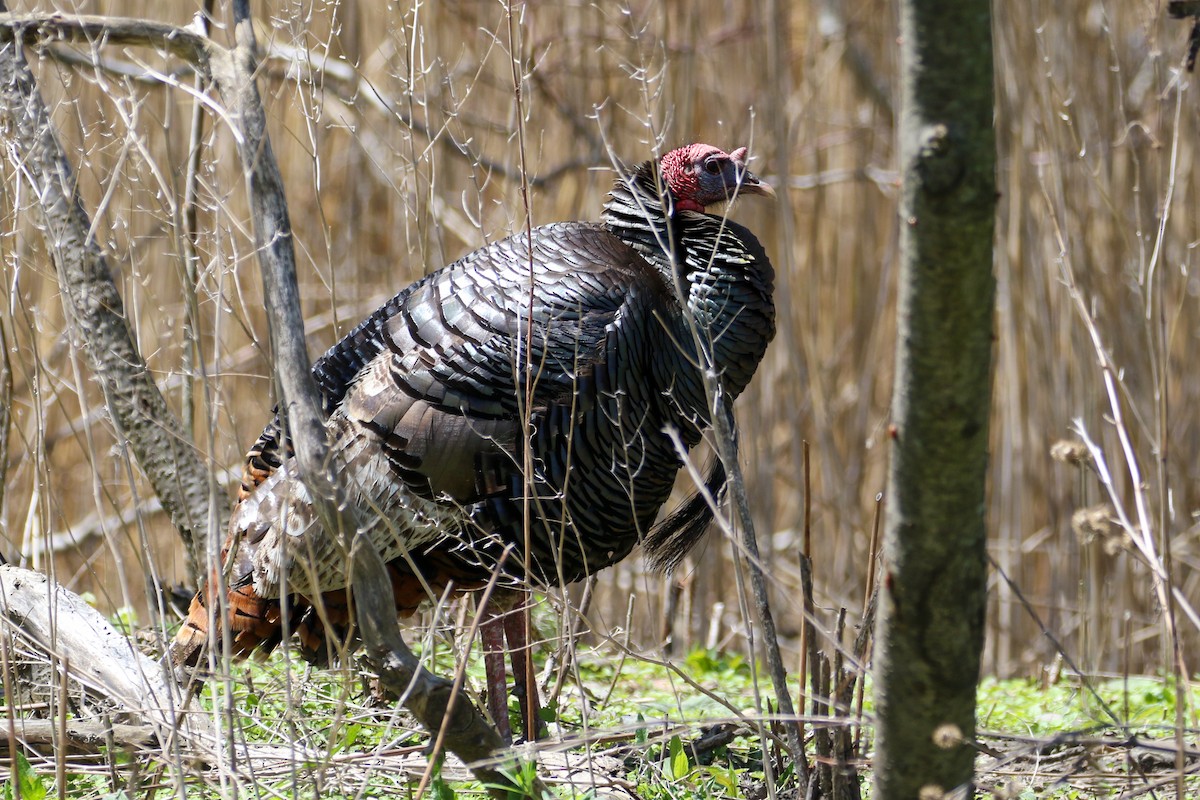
[1,719,156,753]
[0,565,323,771]
[0,15,226,581]
[0,566,180,730]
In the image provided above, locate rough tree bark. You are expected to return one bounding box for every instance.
[872,2,996,799]
[0,8,537,795]
[0,7,225,584]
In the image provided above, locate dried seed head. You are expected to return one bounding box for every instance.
[1102,531,1131,556]
[1050,439,1090,466]
[932,722,964,749]
[1071,504,1129,555]
[1072,505,1111,543]
[918,785,945,800]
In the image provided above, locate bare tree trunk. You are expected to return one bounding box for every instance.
[0,9,536,794]
[211,8,529,792]
[0,5,225,583]
[872,1,995,798]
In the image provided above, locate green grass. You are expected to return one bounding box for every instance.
[174,644,1195,799]
[977,674,1193,735]
[12,634,1197,800]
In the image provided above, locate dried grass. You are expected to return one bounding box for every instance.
[0,0,1196,692]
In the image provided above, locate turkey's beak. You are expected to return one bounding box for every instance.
[728,148,776,203]
[738,172,777,201]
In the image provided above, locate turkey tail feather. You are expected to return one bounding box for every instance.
[169,594,212,674]
[169,583,284,673]
[170,554,482,674]
[643,457,727,573]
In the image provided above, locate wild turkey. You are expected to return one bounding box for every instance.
[170,142,776,741]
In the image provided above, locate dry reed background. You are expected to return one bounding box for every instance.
[0,0,1197,688]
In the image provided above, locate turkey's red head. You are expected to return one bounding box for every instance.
[660,143,776,213]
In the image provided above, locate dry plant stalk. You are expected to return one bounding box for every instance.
[4,1,1200,797]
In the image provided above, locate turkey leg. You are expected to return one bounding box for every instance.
[501,589,543,741]
[479,588,542,743]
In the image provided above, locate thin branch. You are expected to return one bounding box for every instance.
[714,399,808,770]
[30,40,190,84]
[8,16,590,190]
[0,13,209,68]
[178,1,213,442]
[0,319,10,541]
[210,5,544,794]
[812,0,895,123]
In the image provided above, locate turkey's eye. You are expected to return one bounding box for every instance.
[703,158,722,175]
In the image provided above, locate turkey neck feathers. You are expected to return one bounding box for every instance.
[603,157,776,404]
[602,156,776,572]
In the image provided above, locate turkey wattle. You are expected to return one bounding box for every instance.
[170,142,776,740]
